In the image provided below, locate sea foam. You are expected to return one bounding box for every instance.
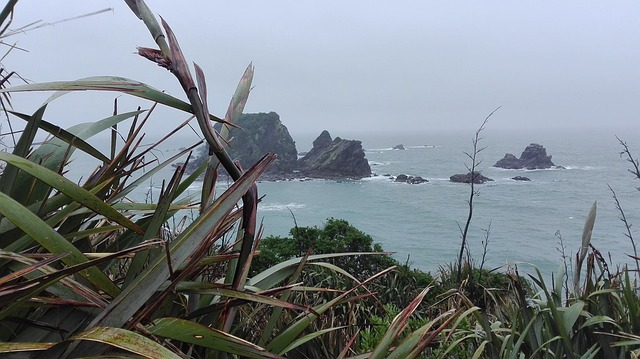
[259,203,306,211]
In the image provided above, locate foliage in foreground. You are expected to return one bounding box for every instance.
[0,1,467,358]
[0,0,638,358]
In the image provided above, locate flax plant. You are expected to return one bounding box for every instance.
[449,202,640,358]
[0,1,469,358]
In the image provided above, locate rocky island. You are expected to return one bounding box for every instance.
[394,174,428,184]
[297,130,371,179]
[184,113,371,180]
[449,171,493,184]
[494,143,556,170]
[184,112,297,179]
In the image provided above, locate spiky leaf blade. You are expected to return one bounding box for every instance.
[148,317,282,358]
[71,327,181,359]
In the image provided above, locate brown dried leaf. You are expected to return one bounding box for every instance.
[137,47,171,69]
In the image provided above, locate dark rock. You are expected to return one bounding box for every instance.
[449,171,493,184]
[494,143,556,170]
[394,174,428,184]
[494,153,520,169]
[186,112,297,179]
[297,130,371,179]
[512,176,531,181]
[313,130,333,148]
[408,176,428,184]
[395,174,409,182]
[392,144,406,150]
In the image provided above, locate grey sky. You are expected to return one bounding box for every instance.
[5,1,640,139]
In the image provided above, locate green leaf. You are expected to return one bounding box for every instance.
[249,252,388,290]
[109,203,195,212]
[0,241,161,319]
[472,341,489,359]
[0,250,107,306]
[220,63,254,140]
[176,283,311,319]
[280,326,347,354]
[71,327,181,359]
[9,110,109,162]
[0,191,119,297]
[369,286,431,359]
[148,318,282,359]
[0,105,46,197]
[623,270,640,334]
[0,180,112,253]
[2,77,226,123]
[258,249,311,347]
[579,344,601,359]
[82,154,274,331]
[579,315,620,330]
[0,342,55,353]
[0,152,144,235]
[10,110,143,207]
[561,301,584,334]
[267,266,395,354]
[124,164,186,287]
[574,201,597,292]
[109,143,201,203]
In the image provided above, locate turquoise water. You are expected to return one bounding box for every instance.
[70,127,640,278]
[255,128,640,277]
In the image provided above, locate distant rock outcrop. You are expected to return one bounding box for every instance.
[494,143,556,170]
[449,171,493,184]
[512,176,531,181]
[394,174,428,184]
[392,144,406,150]
[186,112,297,179]
[297,130,371,179]
[182,116,374,180]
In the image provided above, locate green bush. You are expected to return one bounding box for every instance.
[252,217,396,278]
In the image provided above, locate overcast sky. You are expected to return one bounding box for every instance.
[4,1,640,139]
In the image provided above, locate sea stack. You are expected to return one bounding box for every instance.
[184,112,297,179]
[297,130,371,179]
[494,143,556,170]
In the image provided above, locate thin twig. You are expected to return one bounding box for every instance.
[456,107,500,283]
[608,184,639,274]
[617,136,640,188]
[479,220,492,274]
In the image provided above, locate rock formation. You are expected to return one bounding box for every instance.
[449,171,493,184]
[512,176,531,181]
[186,112,297,178]
[494,143,556,170]
[183,116,373,180]
[297,130,371,179]
[392,144,406,150]
[394,174,428,184]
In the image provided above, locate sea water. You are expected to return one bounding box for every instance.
[68,126,640,278]
[255,127,640,277]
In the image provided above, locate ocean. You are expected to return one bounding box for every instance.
[70,126,640,279]
[254,127,640,278]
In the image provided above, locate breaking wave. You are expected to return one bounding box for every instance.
[259,203,307,211]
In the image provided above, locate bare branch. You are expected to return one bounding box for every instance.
[456,106,500,283]
[608,184,639,274]
[617,136,640,189]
